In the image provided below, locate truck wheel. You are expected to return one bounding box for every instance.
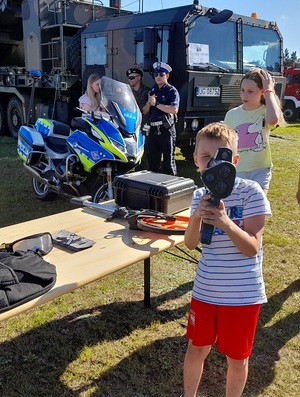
[69,28,83,76]
[283,102,297,122]
[32,178,58,201]
[0,103,7,135]
[7,97,25,139]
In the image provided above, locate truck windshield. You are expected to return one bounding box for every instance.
[187,17,281,73]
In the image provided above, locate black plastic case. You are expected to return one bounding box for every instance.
[113,171,196,214]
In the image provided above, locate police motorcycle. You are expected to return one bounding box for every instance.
[17,75,145,202]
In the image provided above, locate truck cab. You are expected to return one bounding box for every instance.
[79,2,286,152]
[0,1,286,150]
[283,67,300,121]
[0,0,124,138]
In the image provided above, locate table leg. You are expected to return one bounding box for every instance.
[144,257,151,307]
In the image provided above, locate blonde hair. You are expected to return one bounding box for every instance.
[195,122,238,153]
[241,68,286,126]
[86,74,102,110]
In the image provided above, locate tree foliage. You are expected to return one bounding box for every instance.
[284,48,299,67]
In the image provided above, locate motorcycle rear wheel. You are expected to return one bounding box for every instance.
[32,178,58,201]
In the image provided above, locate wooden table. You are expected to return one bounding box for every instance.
[0,206,189,322]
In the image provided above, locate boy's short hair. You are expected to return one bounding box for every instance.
[195,122,238,153]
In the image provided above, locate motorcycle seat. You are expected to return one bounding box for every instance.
[50,120,71,137]
[45,136,69,154]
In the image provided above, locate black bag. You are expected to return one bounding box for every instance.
[0,234,57,313]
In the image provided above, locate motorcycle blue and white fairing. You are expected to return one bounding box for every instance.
[17,76,145,202]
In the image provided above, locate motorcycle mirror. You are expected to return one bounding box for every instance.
[92,110,103,119]
[75,107,88,114]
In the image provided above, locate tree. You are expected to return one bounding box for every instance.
[291,51,298,63]
[283,48,299,67]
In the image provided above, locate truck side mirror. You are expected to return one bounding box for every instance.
[143,27,159,71]
[208,9,233,24]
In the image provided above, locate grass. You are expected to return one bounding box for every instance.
[0,128,299,397]
[0,137,74,227]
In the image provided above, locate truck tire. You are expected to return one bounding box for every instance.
[7,97,25,139]
[283,101,297,122]
[69,28,83,76]
[0,102,7,135]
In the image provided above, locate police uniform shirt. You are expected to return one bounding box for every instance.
[148,82,180,123]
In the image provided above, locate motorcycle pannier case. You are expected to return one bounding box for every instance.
[17,126,45,161]
[113,171,196,214]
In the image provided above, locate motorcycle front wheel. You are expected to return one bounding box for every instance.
[32,178,58,201]
[92,183,110,203]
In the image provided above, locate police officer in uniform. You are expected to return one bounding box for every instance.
[143,62,180,176]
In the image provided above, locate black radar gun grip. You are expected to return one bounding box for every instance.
[199,147,236,245]
[200,196,220,245]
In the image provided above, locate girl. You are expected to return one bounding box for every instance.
[224,68,286,194]
[79,74,102,111]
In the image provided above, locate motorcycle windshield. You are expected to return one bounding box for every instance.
[100,76,141,133]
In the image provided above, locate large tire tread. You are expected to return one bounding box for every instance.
[0,102,7,135]
[7,96,24,139]
[69,28,83,76]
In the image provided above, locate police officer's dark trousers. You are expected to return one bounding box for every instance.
[148,124,177,175]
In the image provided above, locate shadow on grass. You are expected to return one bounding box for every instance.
[247,278,300,395]
[0,279,299,397]
[0,281,192,397]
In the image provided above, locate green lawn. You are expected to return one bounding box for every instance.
[0,127,299,397]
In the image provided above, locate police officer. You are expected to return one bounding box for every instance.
[126,68,150,121]
[143,62,179,175]
[126,68,151,169]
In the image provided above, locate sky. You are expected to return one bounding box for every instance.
[118,0,300,57]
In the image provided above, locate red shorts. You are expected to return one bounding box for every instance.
[186,298,261,360]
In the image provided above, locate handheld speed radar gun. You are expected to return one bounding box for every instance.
[200,147,236,245]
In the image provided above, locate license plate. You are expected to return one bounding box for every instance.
[195,86,221,97]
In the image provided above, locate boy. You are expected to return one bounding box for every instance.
[181,122,271,397]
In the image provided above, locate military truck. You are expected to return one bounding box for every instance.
[0,0,286,152]
[0,0,128,138]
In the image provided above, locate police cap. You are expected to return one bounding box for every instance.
[153,62,172,73]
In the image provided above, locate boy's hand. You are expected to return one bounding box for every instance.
[194,193,212,220]
[200,196,231,231]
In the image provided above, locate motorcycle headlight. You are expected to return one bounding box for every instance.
[112,139,126,153]
[191,119,199,131]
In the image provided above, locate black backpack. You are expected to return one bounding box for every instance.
[0,234,56,313]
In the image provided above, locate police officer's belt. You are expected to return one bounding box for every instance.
[150,121,163,126]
